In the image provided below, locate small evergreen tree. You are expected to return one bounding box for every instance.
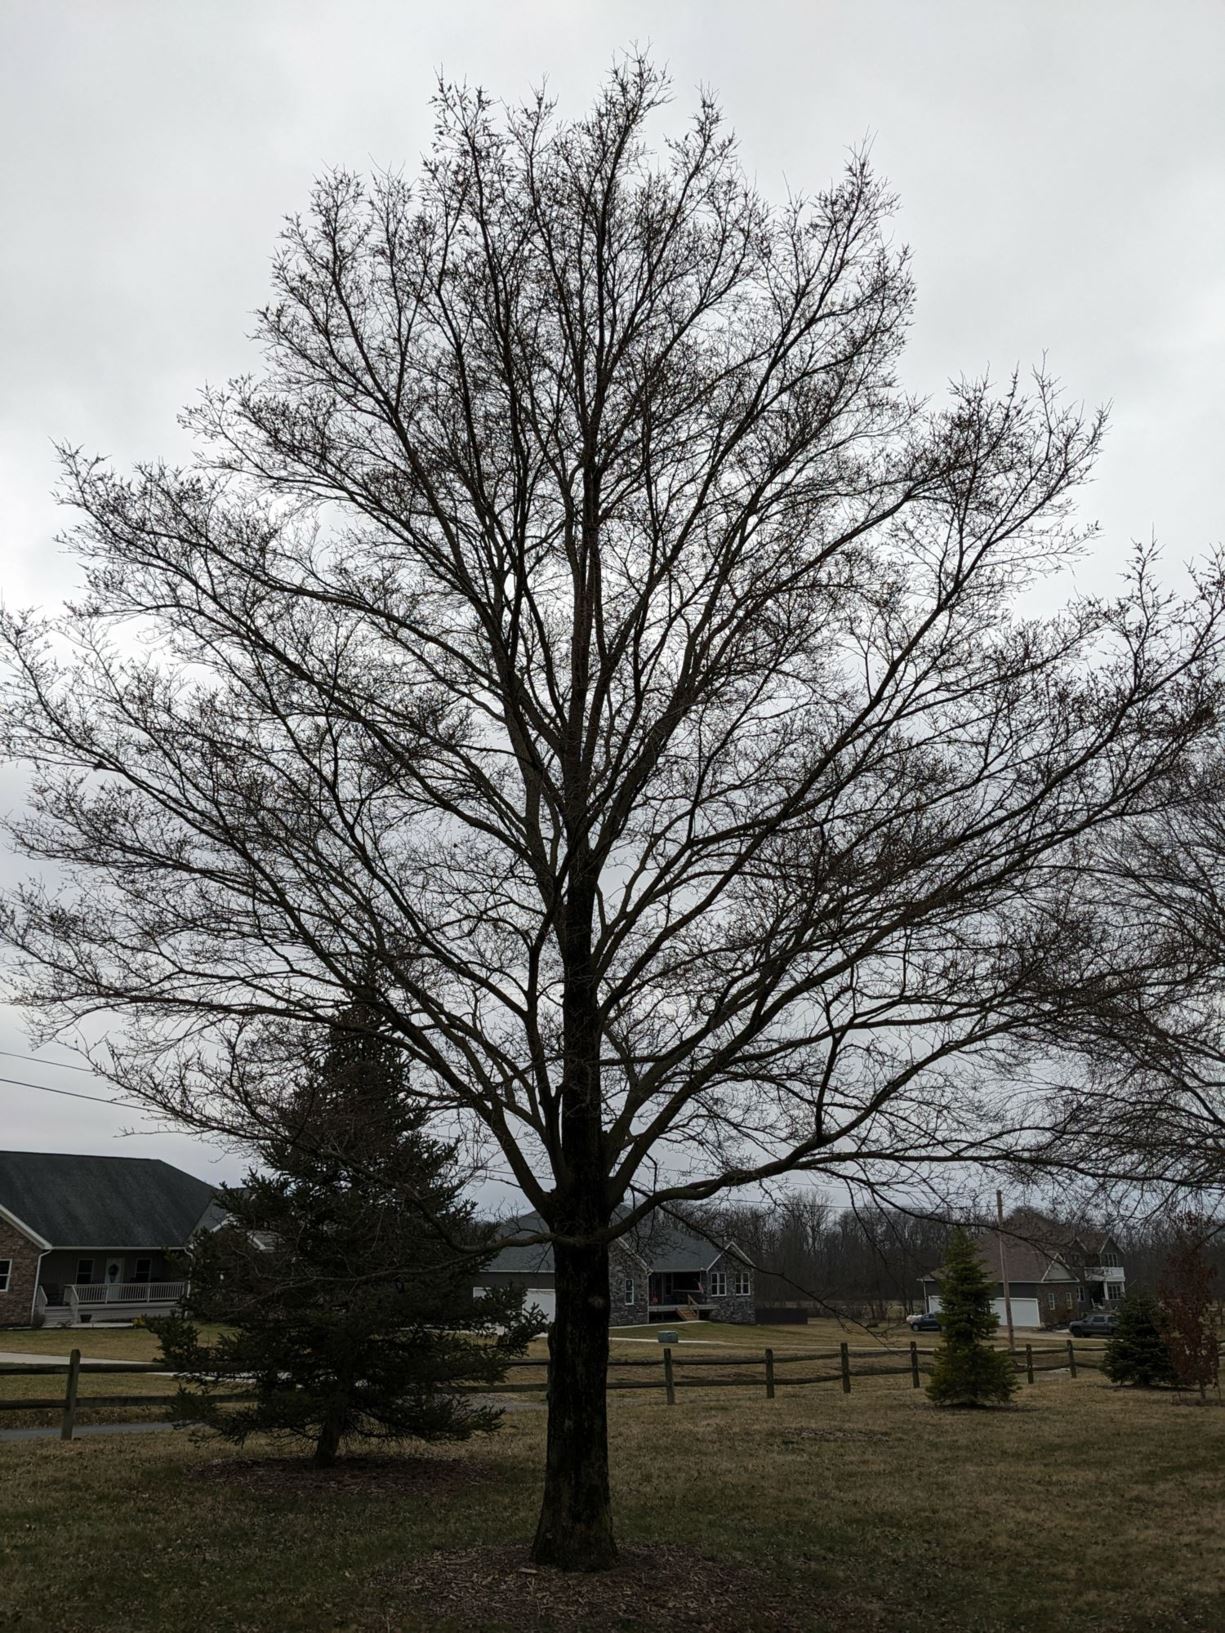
[1158,1215,1221,1401]
[1103,1292,1177,1388]
[926,1228,1017,1407]
[153,999,541,1465]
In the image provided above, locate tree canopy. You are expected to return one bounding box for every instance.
[3,55,1222,1567]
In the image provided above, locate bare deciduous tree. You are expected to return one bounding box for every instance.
[1159,1212,1221,1401]
[1044,757,1225,1199]
[2,59,1223,1567]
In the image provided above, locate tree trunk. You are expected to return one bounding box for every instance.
[314,1412,343,1467]
[532,844,616,1569]
[530,1234,616,1570]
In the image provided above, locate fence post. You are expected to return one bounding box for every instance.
[61,1348,81,1442]
[765,1347,775,1400]
[839,1341,851,1394]
[663,1345,676,1406]
[1025,1344,1034,1385]
[1066,1339,1077,1379]
[909,1340,920,1389]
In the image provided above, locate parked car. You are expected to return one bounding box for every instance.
[1067,1312,1118,1338]
[908,1312,942,1332]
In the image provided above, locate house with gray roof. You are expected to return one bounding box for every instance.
[919,1212,1127,1332]
[0,1151,217,1329]
[476,1208,756,1326]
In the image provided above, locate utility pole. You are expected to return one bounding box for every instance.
[996,1189,1016,1352]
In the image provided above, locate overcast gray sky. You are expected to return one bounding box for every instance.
[1,0,1222,1186]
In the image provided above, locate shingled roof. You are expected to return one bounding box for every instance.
[0,1151,217,1249]
[486,1208,739,1276]
[923,1217,1079,1285]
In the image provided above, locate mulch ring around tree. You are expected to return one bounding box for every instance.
[382,1542,858,1632]
[188,1452,492,1498]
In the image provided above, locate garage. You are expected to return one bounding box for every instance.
[992,1296,1039,1329]
[523,1287,555,1323]
[472,1282,555,1324]
[927,1293,1041,1331]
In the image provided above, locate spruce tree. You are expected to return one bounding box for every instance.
[1103,1293,1177,1389]
[926,1228,1018,1407]
[153,999,541,1465]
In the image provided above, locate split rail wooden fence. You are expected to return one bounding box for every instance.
[490,1337,1107,1402]
[0,1338,1111,1437]
[0,1354,252,1440]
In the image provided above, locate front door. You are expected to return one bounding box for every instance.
[104,1259,123,1296]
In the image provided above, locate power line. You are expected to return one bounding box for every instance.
[0,1073,126,1108]
[0,1049,96,1075]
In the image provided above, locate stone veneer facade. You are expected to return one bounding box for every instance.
[609,1239,652,1325]
[704,1247,756,1324]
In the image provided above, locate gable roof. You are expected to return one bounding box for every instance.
[0,1151,217,1249]
[968,1228,1072,1284]
[485,1208,740,1278]
[923,1224,1072,1286]
[1063,1227,1122,1261]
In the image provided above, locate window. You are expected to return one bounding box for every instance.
[734,1270,752,1297]
[0,1259,11,1293]
[1107,1282,1123,1302]
[132,1259,152,1284]
[709,1270,728,1297]
[623,1277,635,1306]
[75,1260,94,1285]
[1047,1291,1058,1311]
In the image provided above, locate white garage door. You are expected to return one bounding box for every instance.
[525,1287,555,1323]
[993,1296,1040,1330]
[928,1294,1041,1330]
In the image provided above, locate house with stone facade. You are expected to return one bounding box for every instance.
[476,1208,756,1325]
[0,1151,216,1329]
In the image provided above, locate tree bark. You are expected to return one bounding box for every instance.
[530,1233,616,1570]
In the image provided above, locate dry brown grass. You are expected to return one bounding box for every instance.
[0,1324,166,1360]
[1,1364,1222,1631]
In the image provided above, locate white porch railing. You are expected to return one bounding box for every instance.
[70,1281,186,1306]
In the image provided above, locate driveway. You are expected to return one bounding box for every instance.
[0,1352,141,1367]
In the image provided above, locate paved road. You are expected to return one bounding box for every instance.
[0,1420,189,1443]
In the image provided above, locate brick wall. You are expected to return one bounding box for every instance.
[0,1217,42,1328]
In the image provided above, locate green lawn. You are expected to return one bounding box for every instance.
[0,1372,1220,1632]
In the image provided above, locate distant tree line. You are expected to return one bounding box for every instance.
[683,1193,1225,1319]
[691,1194,956,1319]
[1105,1218,1225,1298]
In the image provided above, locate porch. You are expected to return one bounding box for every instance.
[647,1270,713,1321]
[37,1281,187,1328]
[1082,1266,1125,1309]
